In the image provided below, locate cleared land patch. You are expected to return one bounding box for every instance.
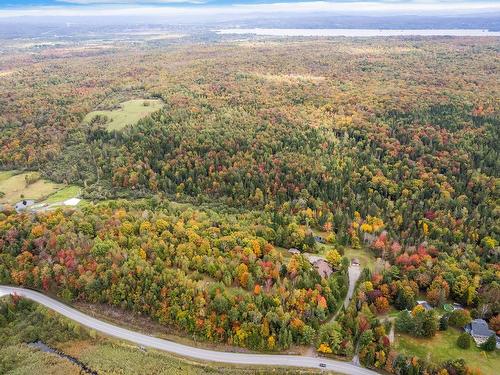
[84,99,163,131]
[341,247,377,270]
[309,227,377,270]
[44,185,81,204]
[0,70,16,77]
[0,171,81,206]
[0,171,62,205]
[395,328,500,375]
[251,72,325,83]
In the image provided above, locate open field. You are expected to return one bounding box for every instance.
[84,99,164,131]
[394,329,500,375]
[44,186,81,204]
[341,247,377,270]
[0,334,326,375]
[300,226,377,270]
[0,171,62,205]
[0,170,82,206]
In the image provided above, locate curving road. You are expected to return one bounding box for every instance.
[0,285,377,375]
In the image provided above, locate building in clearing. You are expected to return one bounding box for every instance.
[464,319,500,348]
[15,199,35,213]
[416,300,433,311]
[304,254,333,278]
[288,248,300,255]
[64,198,81,206]
[313,259,333,278]
[444,303,463,313]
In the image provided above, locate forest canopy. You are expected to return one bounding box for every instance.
[0,36,498,374]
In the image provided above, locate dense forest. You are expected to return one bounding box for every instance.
[0,199,347,350]
[0,37,499,374]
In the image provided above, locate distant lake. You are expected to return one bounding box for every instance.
[216,28,500,37]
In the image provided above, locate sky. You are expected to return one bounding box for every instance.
[0,0,499,17]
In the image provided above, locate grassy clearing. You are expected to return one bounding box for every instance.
[299,226,377,270]
[63,340,324,375]
[84,99,163,131]
[316,242,376,270]
[276,246,293,259]
[0,344,81,375]
[394,328,500,375]
[0,170,16,183]
[0,171,62,205]
[341,247,376,270]
[44,186,81,204]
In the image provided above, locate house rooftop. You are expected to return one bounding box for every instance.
[313,259,333,278]
[15,199,35,213]
[468,319,495,338]
[64,198,81,206]
[306,255,322,264]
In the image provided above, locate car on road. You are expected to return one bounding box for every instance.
[319,363,326,368]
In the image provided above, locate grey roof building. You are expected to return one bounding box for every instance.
[464,319,499,348]
[15,199,35,213]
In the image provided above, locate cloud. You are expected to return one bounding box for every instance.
[0,1,499,18]
[56,0,207,4]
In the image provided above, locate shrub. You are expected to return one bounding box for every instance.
[490,315,500,332]
[480,335,496,352]
[24,172,41,186]
[395,310,414,333]
[448,309,471,328]
[456,333,471,349]
[439,315,449,331]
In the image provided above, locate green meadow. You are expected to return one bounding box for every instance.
[84,99,163,131]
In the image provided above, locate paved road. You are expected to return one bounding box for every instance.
[0,285,377,375]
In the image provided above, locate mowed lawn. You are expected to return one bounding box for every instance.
[0,171,62,205]
[44,185,81,203]
[84,99,163,131]
[395,329,500,375]
[342,247,377,270]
